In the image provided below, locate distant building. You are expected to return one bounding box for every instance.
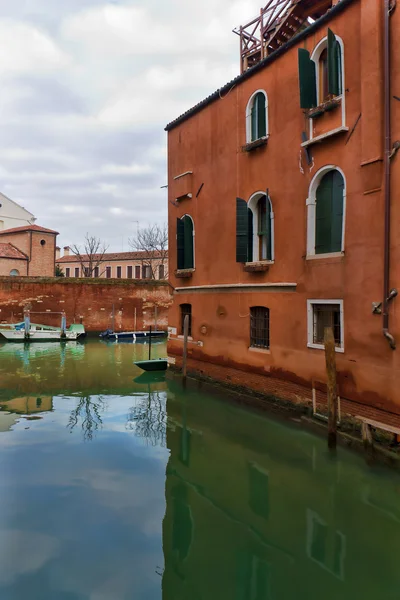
[0,192,35,231]
[56,248,168,280]
[0,225,58,277]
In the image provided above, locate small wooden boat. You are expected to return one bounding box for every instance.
[99,329,166,341]
[134,326,168,372]
[134,358,168,372]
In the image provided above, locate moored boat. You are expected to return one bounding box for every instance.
[99,329,166,342]
[0,322,85,342]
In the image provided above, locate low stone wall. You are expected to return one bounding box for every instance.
[0,276,172,332]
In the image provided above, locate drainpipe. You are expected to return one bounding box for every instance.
[383,0,397,350]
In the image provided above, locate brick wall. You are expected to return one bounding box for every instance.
[0,231,56,276]
[0,258,27,277]
[0,277,172,332]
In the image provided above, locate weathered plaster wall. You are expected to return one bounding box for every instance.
[0,277,172,332]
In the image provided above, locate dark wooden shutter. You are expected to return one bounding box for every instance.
[257,93,266,138]
[236,198,249,263]
[298,49,317,109]
[247,208,253,263]
[331,171,344,252]
[177,218,185,269]
[328,29,340,97]
[251,100,258,142]
[183,216,194,269]
[315,173,333,254]
[266,191,272,260]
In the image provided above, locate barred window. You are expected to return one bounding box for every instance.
[312,303,341,346]
[250,306,270,349]
[180,303,192,337]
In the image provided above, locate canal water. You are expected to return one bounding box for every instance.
[0,339,399,599]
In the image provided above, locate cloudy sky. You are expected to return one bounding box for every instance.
[0,0,258,251]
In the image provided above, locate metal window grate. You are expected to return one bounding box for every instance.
[313,304,341,346]
[250,306,270,348]
[180,304,192,336]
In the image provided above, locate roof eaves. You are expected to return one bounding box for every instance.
[165,0,356,132]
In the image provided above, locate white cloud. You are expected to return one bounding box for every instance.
[0,20,69,73]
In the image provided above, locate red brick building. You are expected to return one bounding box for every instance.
[166,0,400,414]
[0,225,58,277]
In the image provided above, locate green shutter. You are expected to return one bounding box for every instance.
[266,192,272,261]
[316,173,333,254]
[298,49,317,109]
[236,197,249,263]
[251,100,258,142]
[257,93,266,138]
[177,218,185,269]
[247,208,253,262]
[316,171,344,254]
[183,216,194,269]
[331,171,344,252]
[328,29,340,97]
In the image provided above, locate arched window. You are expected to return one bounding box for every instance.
[247,192,274,262]
[250,307,270,349]
[177,215,194,270]
[313,30,343,105]
[307,167,345,256]
[9,269,19,276]
[246,91,268,143]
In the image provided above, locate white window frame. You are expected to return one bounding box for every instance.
[308,35,346,143]
[116,265,122,278]
[246,90,269,144]
[307,299,344,353]
[306,165,346,258]
[248,192,275,263]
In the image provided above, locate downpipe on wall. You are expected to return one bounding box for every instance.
[383,0,397,350]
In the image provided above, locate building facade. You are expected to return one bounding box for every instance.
[56,248,168,280]
[0,225,58,277]
[166,0,400,412]
[0,192,35,231]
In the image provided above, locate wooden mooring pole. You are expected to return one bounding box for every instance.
[324,327,338,449]
[182,315,189,382]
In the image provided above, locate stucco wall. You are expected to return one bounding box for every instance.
[167,0,400,413]
[0,194,34,231]
[0,258,28,277]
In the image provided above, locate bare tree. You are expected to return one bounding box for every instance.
[70,233,109,278]
[129,223,168,280]
[126,389,167,447]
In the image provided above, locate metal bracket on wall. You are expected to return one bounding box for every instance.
[372,302,382,315]
[301,132,312,166]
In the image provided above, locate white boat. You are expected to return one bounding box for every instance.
[0,322,85,342]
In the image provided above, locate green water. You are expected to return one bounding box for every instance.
[0,340,399,599]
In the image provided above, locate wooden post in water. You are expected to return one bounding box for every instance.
[134,307,137,332]
[149,325,152,360]
[112,304,115,333]
[324,327,338,449]
[182,315,189,381]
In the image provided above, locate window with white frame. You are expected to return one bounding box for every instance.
[247,192,274,262]
[307,300,344,352]
[246,91,268,143]
[307,167,345,257]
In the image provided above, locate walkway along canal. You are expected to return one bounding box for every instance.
[0,339,399,598]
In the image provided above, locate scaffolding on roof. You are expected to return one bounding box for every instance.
[233,0,338,73]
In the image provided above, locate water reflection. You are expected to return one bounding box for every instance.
[1,343,400,599]
[67,395,106,441]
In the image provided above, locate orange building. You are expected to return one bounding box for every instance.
[0,224,58,277]
[166,0,400,413]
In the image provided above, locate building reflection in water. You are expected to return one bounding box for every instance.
[160,381,400,600]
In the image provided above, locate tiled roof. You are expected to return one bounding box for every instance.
[0,224,59,235]
[164,0,354,131]
[56,250,167,263]
[0,243,28,260]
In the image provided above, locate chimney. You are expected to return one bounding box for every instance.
[56,246,61,260]
[63,246,70,257]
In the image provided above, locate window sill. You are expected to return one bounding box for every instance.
[249,346,271,354]
[175,268,194,279]
[177,335,193,341]
[301,126,349,148]
[307,343,344,354]
[242,136,269,153]
[306,252,344,261]
[307,97,341,119]
[244,260,273,273]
